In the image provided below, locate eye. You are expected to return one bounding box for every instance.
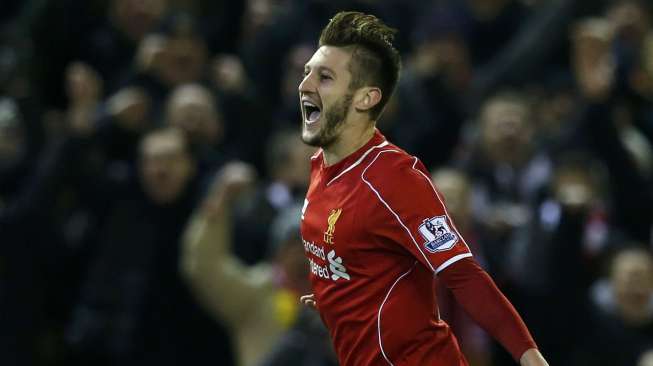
[320,73,332,81]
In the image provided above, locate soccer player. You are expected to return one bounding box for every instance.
[297,11,549,366]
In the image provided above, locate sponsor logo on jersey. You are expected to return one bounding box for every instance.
[307,249,350,281]
[304,238,350,282]
[418,215,458,252]
[327,249,350,281]
[303,239,325,260]
[323,208,342,245]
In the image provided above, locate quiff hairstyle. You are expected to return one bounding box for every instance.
[318,11,401,120]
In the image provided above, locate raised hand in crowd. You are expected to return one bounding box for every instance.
[572,18,616,101]
[200,161,257,220]
[65,62,103,136]
[106,86,151,132]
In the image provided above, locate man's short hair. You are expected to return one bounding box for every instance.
[318,11,401,120]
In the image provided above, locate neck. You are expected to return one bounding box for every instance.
[323,121,376,166]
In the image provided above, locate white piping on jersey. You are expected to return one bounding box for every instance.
[410,157,472,255]
[435,253,473,274]
[377,261,417,366]
[361,150,436,272]
[310,149,322,160]
[326,141,389,186]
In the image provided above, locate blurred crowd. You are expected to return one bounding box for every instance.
[1,0,653,365]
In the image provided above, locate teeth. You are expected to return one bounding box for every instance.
[303,101,317,108]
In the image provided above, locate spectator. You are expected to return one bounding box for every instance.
[164,83,223,151]
[460,90,552,282]
[88,0,169,88]
[67,128,235,366]
[210,52,268,168]
[181,162,327,366]
[382,18,469,167]
[577,245,653,365]
[505,152,610,364]
[233,129,314,264]
[127,13,210,121]
[571,16,653,242]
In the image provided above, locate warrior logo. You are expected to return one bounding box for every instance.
[418,215,458,252]
[324,208,342,245]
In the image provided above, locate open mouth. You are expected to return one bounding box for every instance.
[302,100,321,125]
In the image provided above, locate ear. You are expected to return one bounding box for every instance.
[353,87,382,114]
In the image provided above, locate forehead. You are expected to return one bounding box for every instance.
[482,100,528,127]
[485,100,527,118]
[305,45,352,73]
[171,88,211,106]
[614,252,653,273]
[141,133,185,157]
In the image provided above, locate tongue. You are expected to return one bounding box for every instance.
[309,110,320,122]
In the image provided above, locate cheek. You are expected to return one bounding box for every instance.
[140,164,157,179]
[172,163,193,184]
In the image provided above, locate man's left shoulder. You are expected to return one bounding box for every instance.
[362,146,427,183]
[362,142,417,169]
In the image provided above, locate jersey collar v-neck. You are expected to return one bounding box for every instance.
[317,129,389,186]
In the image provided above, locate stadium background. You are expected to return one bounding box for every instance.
[1,0,653,365]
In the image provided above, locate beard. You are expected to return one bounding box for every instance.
[302,92,353,148]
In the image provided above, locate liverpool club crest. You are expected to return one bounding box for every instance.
[324,208,342,245]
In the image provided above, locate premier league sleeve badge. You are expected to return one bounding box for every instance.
[418,216,458,253]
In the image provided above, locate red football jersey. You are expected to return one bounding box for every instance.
[300,130,473,366]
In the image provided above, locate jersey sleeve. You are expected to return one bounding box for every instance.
[362,151,472,274]
[439,258,537,361]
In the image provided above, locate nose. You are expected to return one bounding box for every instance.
[498,118,520,137]
[298,72,315,94]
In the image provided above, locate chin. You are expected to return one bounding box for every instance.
[301,136,320,147]
[302,124,338,148]
[301,129,321,147]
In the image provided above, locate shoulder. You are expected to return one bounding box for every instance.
[361,147,430,188]
[360,147,441,211]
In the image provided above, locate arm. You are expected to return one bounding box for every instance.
[362,153,547,364]
[181,162,275,328]
[439,257,547,365]
[470,0,575,108]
